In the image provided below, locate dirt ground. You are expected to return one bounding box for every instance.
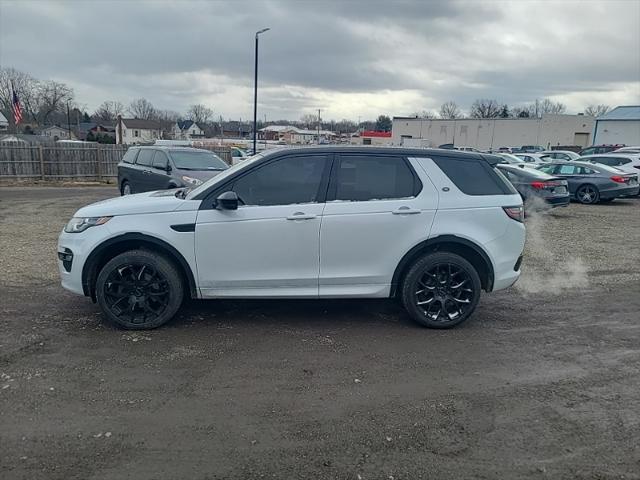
[1,186,639,480]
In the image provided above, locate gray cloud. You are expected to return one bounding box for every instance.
[0,0,638,119]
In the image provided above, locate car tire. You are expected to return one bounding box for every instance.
[96,250,184,330]
[576,184,599,204]
[121,181,132,196]
[401,252,481,329]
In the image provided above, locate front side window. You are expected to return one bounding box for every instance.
[232,155,328,206]
[135,149,154,166]
[334,155,418,201]
[152,151,169,169]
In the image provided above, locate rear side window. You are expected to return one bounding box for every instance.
[136,149,154,166]
[121,149,138,164]
[432,157,512,195]
[333,155,419,201]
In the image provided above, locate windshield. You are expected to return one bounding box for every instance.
[186,152,267,199]
[170,150,228,170]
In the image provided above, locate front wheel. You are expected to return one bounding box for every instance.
[401,252,481,329]
[576,184,599,204]
[95,250,184,329]
[121,181,132,196]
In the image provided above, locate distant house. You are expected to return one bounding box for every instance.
[116,118,162,144]
[0,112,8,131]
[173,120,206,140]
[350,130,392,146]
[259,125,336,144]
[40,125,76,140]
[593,105,640,146]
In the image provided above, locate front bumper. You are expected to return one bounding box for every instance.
[57,227,109,296]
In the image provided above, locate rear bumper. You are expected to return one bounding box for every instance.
[600,185,640,199]
[545,195,570,207]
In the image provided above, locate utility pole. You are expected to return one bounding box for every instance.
[317,109,321,145]
[67,102,72,140]
[253,28,270,154]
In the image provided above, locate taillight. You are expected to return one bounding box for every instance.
[503,206,524,223]
[530,181,545,189]
[610,176,626,183]
[531,181,561,189]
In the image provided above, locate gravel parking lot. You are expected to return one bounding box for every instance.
[1,186,639,480]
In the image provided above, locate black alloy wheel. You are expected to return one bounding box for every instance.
[576,184,599,204]
[402,252,481,328]
[96,250,183,329]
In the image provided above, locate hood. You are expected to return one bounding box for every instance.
[74,190,196,217]
[176,169,224,182]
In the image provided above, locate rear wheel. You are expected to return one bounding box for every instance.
[401,252,481,329]
[576,184,599,204]
[96,250,184,329]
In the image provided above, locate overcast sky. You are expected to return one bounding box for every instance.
[1,0,639,121]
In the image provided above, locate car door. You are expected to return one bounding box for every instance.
[550,164,580,194]
[319,153,438,297]
[132,148,156,192]
[148,150,172,190]
[194,153,331,297]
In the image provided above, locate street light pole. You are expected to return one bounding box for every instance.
[253,27,270,154]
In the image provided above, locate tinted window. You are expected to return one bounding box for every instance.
[334,155,417,201]
[152,151,169,169]
[232,155,328,206]
[121,149,138,164]
[432,157,509,195]
[590,157,616,166]
[136,149,154,166]
[170,150,227,170]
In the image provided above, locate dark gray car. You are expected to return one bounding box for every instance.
[537,161,639,204]
[497,164,569,209]
[118,146,228,195]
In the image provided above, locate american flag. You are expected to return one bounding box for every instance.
[11,82,23,124]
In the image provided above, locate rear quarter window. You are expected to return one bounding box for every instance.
[432,156,515,195]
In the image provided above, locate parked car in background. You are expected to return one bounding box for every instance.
[497,164,569,209]
[613,146,640,154]
[59,147,525,330]
[230,147,249,164]
[451,146,482,152]
[580,154,640,176]
[514,153,551,163]
[540,150,580,161]
[537,161,639,204]
[519,145,545,153]
[579,144,625,156]
[493,153,526,165]
[118,146,229,195]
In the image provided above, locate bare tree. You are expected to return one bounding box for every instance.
[439,101,462,119]
[155,109,181,122]
[584,104,610,117]
[0,67,40,127]
[93,100,124,122]
[470,99,501,118]
[186,104,213,124]
[299,114,317,129]
[538,98,566,115]
[128,98,156,119]
[36,80,74,125]
[411,110,436,119]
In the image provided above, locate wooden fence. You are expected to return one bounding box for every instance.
[0,143,232,181]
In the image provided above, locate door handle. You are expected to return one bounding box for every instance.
[392,206,421,215]
[286,212,317,220]
[142,169,152,174]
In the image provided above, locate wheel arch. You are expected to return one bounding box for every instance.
[390,235,495,297]
[82,233,198,301]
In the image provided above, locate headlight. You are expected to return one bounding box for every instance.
[64,216,112,233]
[182,176,203,186]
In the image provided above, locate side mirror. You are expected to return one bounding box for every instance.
[216,191,239,210]
[165,163,172,173]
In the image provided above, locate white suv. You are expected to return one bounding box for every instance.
[58,147,525,330]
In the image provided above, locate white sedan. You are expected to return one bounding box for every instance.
[540,150,581,161]
[580,153,640,175]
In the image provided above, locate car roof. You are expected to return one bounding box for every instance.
[256,145,495,162]
[581,153,640,159]
[131,146,210,152]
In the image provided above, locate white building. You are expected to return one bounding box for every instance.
[116,118,162,144]
[593,106,640,146]
[392,114,595,150]
[173,120,205,140]
[40,125,76,140]
[350,130,392,145]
